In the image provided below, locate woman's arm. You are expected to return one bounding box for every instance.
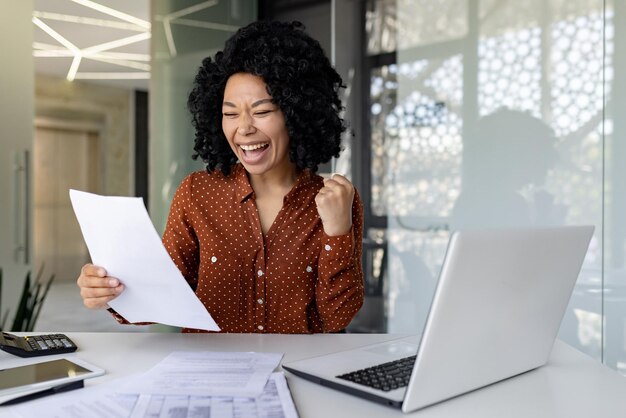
[315,190,365,331]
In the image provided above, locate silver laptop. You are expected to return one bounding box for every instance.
[283,226,594,413]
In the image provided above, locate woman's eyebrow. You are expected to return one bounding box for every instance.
[222,99,273,108]
[251,98,273,108]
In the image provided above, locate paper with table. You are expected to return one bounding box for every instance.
[128,373,298,418]
[9,352,297,418]
[10,373,297,418]
[69,189,219,331]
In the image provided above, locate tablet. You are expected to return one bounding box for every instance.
[0,357,105,397]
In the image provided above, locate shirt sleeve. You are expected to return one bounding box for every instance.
[106,307,153,325]
[107,307,128,324]
[162,174,201,290]
[315,189,365,332]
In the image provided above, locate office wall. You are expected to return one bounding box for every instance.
[0,1,34,324]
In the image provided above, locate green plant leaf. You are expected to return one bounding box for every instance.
[11,271,31,332]
[30,274,55,332]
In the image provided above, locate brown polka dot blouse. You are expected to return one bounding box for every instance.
[111,163,364,333]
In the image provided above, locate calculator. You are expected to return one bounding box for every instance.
[0,332,78,357]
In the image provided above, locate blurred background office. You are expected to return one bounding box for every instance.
[1,0,625,376]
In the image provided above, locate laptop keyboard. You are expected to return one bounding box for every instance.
[336,355,416,392]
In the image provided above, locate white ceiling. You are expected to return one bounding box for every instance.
[33,0,150,91]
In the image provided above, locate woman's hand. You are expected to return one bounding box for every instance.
[77,264,125,309]
[315,174,355,236]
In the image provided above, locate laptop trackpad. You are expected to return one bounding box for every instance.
[363,341,418,357]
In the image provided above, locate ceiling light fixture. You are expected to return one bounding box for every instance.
[89,51,150,61]
[172,18,239,32]
[32,10,145,31]
[33,41,67,50]
[82,32,151,55]
[32,17,84,80]
[33,50,72,57]
[74,72,150,80]
[32,17,80,54]
[158,0,222,58]
[34,43,150,62]
[33,1,150,83]
[67,54,83,81]
[70,0,150,29]
[87,56,151,71]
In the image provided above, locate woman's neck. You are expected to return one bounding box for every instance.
[249,164,298,198]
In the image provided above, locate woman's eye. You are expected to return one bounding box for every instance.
[255,110,271,116]
[223,113,238,118]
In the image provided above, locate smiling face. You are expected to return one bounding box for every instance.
[222,73,293,179]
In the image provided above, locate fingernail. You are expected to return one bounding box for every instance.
[98,269,106,277]
[109,279,119,287]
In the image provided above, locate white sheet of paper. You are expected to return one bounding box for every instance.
[69,189,219,331]
[10,373,298,418]
[119,351,283,397]
[10,377,141,418]
[128,373,298,418]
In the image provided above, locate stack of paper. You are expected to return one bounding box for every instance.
[10,352,298,418]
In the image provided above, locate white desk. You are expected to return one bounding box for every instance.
[2,333,626,417]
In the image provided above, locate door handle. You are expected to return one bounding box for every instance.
[12,150,30,265]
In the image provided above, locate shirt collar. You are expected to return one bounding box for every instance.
[234,164,254,203]
[283,169,315,203]
[233,163,315,204]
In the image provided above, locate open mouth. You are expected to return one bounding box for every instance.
[240,142,269,152]
[239,142,270,164]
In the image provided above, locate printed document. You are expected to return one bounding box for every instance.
[10,374,298,418]
[120,351,283,397]
[69,189,219,331]
[129,373,299,418]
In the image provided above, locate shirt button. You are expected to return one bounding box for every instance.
[257,269,264,277]
[257,298,264,305]
[211,256,217,263]
[325,244,332,251]
[306,266,313,273]
[257,325,264,331]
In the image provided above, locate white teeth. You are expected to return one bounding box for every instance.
[240,143,269,151]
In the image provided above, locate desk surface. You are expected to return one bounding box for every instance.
[2,333,626,417]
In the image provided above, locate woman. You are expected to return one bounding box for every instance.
[77,20,364,333]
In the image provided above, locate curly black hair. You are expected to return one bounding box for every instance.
[188,20,346,176]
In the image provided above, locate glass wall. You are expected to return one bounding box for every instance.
[150,0,256,232]
[605,0,626,374]
[338,0,625,374]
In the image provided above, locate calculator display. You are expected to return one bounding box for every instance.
[0,359,91,390]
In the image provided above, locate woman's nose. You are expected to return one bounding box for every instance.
[237,115,256,136]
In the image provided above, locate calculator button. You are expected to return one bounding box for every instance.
[37,341,48,350]
[60,339,73,348]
